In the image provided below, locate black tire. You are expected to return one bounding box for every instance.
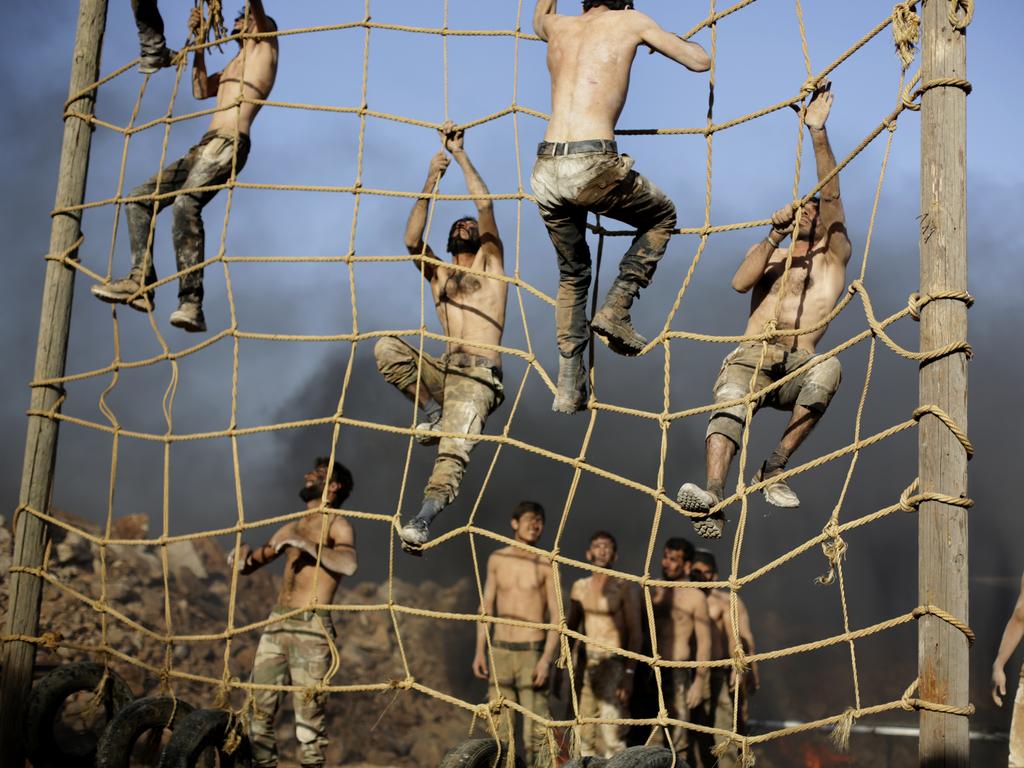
[564,758,609,767]
[438,737,527,768]
[158,708,250,768]
[25,661,135,768]
[605,746,691,768]
[96,696,196,768]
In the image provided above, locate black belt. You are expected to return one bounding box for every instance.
[492,640,544,651]
[537,139,618,157]
[446,352,503,380]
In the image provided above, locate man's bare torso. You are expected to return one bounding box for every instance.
[571,575,629,652]
[270,516,342,608]
[208,37,278,136]
[706,589,735,660]
[491,546,550,643]
[653,586,703,661]
[746,240,846,352]
[543,11,645,141]
[432,251,507,366]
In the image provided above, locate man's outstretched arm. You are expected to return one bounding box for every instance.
[533,0,557,42]
[993,573,1024,706]
[403,152,449,280]
[246,0,275,33]
[804,82,851,264]
[731,205,796,293]
[636,13,711,72]
[443,121,503,267]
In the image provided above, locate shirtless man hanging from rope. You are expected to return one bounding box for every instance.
[376,122,507,552]
[676,81,850,538]
[689,550,758,768]
[473,502,559,768]
[566,530,642,759]
[93,2,278,333]
[531,0,710,413]
[229,457,357,768]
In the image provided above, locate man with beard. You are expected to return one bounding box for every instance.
[689,550,758,768]
[565,531,642,758]
[650,537,710,755]
[376,121,507,551]
[676,81,849,538]
[991,571,1024,766]
[228,457,357,768]
[473,502,559,767]
[92,2,278,332]
[530,0,710,413]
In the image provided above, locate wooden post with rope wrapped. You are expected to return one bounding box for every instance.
[0,0,109,766]
[918,0,972,764]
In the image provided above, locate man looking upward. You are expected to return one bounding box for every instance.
[531,0,710,413]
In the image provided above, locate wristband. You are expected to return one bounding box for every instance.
[765,234,782,249]
[625,668,635,675]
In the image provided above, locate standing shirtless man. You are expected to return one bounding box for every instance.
[229,457,357,768]
[676,82,850,538]
[689,550,757,768]
[473,502,559,767]
[566,531,642,759]
[92,2,278,332]
[992,571,1024,766]
[531,0,710,413]
[377,122,507,551]
[651,537,710,755]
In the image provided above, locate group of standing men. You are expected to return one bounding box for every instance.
[473,503,758,766]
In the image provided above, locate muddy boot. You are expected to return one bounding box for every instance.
[169,301,206,333]
[414,400,443,447]
[676,482,725,539]
[90,269,155,313]
[552,354,588,414]
[754,450,800,508]
[139,45,177,74]
[591,278,647,356]
[399,497,445,555]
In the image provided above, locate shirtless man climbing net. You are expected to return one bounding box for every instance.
[677,81,850,538]
[377,122,507,552]
[229,457,357,768]
[531,0,710,413]
[92,2,278,332]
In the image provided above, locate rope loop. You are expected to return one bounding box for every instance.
[899,478,921,512]
[912,404,973,458]
[948,0,974,31]
[913,604,976,646]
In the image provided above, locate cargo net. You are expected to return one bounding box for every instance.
[6,0,977,765]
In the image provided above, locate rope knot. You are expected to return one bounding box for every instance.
[817,520,848,585]
[730,644,750,676]
[892,2,920,68]
[899,478,920,512]
[900,678,920,711]
[830,708,857,751]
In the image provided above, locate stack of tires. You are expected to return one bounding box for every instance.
[25,662,247,768]
[439,739,689,768]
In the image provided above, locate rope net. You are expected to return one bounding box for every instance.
[6,0,975,764]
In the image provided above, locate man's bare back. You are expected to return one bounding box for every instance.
[192,4,278,137]
[535,3,710,141]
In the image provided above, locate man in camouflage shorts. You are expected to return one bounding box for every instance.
[229,457,357,768]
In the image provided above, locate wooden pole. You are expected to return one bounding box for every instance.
[0,0,108,765]
[918,0,970,765]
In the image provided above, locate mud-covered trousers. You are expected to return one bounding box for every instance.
[130,0,168,57]
[492,641,555,768]
[575,653,628,758]
[125,131,250,304]
[373,338,504,506]
[249,609,336,768]
[530,140,677,359]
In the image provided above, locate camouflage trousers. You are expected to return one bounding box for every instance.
[530,142,677,358]
[491,642,554,768]
[125,130,251,304]
[690,669,743,768]
[575,654,628,758]
[130,0,167,56]
[249,609,336,768]
[373,337,504,506]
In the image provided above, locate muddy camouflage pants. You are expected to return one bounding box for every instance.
[126,131,250,304]
[249,610,336,768]
[491,643,554,768]
[530,142,677,358]
[373,337,504,506]
[576,654,628,758]
[130,0,167,56]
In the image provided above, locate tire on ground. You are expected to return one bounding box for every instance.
[605,746,691,768]
[96,696,196,768]
[438,737,527,768]
[25,661,135,768]
[157,708,250,768]
[564,757,609,767]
